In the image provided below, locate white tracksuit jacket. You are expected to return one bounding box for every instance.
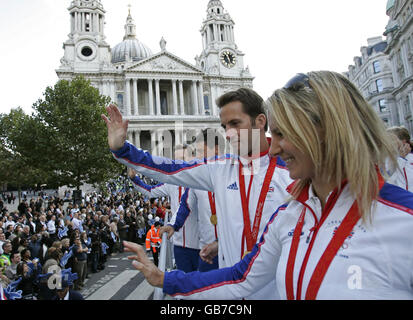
[388,157,413,191]
[130,175,199,250]
[112,141,292,300]
[175,188,218,249]
[163,181,413,300]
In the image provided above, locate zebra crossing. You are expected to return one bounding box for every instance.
[80,252,160,300]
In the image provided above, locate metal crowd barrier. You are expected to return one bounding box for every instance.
[153,211,174,300]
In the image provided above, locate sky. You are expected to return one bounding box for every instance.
[0,0,390,115]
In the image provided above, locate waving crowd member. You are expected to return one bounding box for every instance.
[123,71,413,300]
[103,88,292,299]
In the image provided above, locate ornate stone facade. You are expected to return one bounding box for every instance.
[56,0,254,153]
[384,0,413,132]
[346,37,395,127]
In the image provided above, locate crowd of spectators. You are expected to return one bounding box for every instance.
[0,175,171,300]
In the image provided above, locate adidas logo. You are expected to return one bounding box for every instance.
[227,182,239,190]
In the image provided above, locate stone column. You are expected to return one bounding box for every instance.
[172,79,178,115]
[150,130,156,155]
[213,24,218,42]
[135,130,141,149]
[401,42,412,77]
[210,83,218,116]
[125,79,131,116]
[192,80,199,115]
[148,79,154,116]
[179,80,185,115]
[111,80,116,103]
[155,79,161,115]
[133,79,139,116]
[198,81,205,115]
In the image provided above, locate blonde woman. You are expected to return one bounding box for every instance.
[124,71,413,300]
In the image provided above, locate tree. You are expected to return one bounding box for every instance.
[0,109,48,199]
[31,76,122,189]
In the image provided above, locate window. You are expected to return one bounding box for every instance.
[81,46,93,57]
[160,91,168,115]
[209,25,215,41]
[383,118,389,126]
[117,94,124,111]
[373,61,381,73]
[204,95,210,115]
[379,99,388,113]
[376,79,383,93]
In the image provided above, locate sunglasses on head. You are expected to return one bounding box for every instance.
[283,73,311,91]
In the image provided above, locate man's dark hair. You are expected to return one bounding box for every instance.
[216,87,268,131]
[10,251,20,261]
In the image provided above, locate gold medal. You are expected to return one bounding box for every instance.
[242,251,251,259]
[210,215,218,225]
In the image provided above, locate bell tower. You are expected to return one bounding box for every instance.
[57,0,112,74]
[199,0,247,77]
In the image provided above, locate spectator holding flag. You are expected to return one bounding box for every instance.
[16,261,40,299]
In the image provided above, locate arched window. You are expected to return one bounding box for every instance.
[117,94,124,111]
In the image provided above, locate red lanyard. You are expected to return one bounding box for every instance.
[178,186,182,202]
[239,157,277,257]
[208,192,218,240]
[403,168,409,191]
[285,192,360,300]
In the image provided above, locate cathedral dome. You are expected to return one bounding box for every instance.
[111,38,152,64]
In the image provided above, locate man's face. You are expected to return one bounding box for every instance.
[56,287,69,300]
[220,101,261,156]
[11,253,21,264]
[3,242,11,254]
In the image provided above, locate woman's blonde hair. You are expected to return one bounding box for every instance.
[267,71,398,222]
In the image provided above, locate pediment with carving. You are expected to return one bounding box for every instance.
[126,52,203,75]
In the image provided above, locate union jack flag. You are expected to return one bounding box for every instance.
[58,226,68,239]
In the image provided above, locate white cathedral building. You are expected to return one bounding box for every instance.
[56,0,254,154]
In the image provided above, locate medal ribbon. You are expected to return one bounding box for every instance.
[239,157,277,257]
[208,192,218,240]
[285,189,360,300]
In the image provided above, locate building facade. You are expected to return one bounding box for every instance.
[346,37,395,127]
[56,0,254,154]
[384,0,413,132]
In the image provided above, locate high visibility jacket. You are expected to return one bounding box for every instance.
[131,175,199,250]
[113,140,292,300]
[0,254,11,269]
[146,226,162,253]
[163,182,413,300]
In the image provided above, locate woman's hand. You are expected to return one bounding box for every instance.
[123,241,164,288]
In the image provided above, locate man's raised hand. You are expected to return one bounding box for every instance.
[101,104,129,151]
